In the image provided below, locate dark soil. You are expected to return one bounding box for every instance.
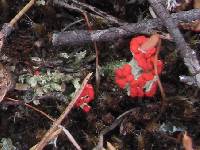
[0,0,200,150]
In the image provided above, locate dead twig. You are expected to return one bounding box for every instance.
[51,9,200,46]
[153,36,167,122]
[5,97,55,121]
[34,73,92,150]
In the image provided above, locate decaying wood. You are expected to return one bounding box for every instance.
[51,9,200,46]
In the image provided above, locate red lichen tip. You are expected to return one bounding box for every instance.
[145,82,158,97]
[130,36,147,54]
[115,78,127,89]
[123,64,132,75]
[80,103,91,113]
[34,70,40,76]
[134,53,151,71]
[141,72,154,81]
[75,84,94,111]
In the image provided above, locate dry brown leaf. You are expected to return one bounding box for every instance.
[0,63,13,102]
[182,132,194,150]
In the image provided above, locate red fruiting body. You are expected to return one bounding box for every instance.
[115,64,133,89]
[141,72,154,81]
[130,36,147,54]
[156,60,163,75]
[80,103,91,112]
[115,78,127,89]
[144,47,157,58]
[126,74,134,82]
[123,64,132,75]
[75,84,94,112]
[130,86,138,97]
[115,68,123,77]
[137,75,146,87]
[134,53,147,69]
[34,70,40,76]
[145,82,158,97]
[134,53,153,71]
[137,87,144,97]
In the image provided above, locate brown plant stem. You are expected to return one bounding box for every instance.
[5,97,55,121]
[153,38,167,122]
[82,12,100,93]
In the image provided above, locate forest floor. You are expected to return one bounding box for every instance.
[0,0,200,150]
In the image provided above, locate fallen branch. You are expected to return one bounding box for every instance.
[51,9,200,46]
[34,73,92,150]
[147,0,200,87]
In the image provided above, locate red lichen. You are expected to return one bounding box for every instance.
[145,82,158,97]
[80,103,91,112]
[141,72,154,81]
[130,36,147,54]
[75,84,94,112]
[115,64,132,89]
[34,70,40,76]
[115,35,163,97]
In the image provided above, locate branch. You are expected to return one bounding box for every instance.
[147,0,200,87]
[51,9,200,46]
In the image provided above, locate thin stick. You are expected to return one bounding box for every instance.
[34,73,92,150]
[153,38,167,122]
[59,125,82,150]
[82,12,100,92]
[6,97,55,121]
[9,0,36,27]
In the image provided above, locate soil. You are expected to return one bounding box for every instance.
[0,0,200,150]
